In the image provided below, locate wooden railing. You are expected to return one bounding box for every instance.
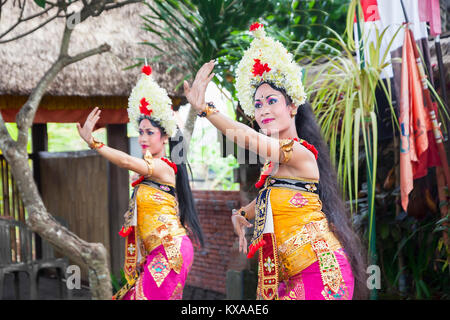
[0,154,26,223]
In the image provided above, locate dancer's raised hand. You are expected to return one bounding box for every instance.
[77,107,101,146]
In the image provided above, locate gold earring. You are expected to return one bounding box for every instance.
[291,110,297,117]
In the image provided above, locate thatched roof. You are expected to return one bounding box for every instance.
[0,1,186,99]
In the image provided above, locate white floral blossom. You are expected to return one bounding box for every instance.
[127,70,177,137]
[236,24,307,118]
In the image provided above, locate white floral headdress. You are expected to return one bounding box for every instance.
[235,22,307,118]
[127,65,177,137]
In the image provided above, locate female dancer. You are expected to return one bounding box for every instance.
[77,65,203,300]
[184,23,367,300]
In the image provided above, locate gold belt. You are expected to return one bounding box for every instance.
[277,219,342,280]
[141,227,186,255]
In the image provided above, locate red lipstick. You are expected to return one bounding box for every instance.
[262,118,274,124]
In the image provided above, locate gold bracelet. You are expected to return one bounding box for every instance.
[144,150,154,177]
[197,102,219,118]
[232,208,248,220]
[89,137,105,150]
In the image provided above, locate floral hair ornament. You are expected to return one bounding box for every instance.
[235,22,307,118]
[127,59,177,137]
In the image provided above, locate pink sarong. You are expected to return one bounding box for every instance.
[278,248,354,300]
[122,235,194,300]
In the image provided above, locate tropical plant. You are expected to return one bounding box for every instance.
[304,2,405,281]
[308,3,401,208]
[138,0,272,141]
[264,0,348,55]
[215,0,349,124]
[374,189,448,299]
[306,0,450,299]
[111,269,127,295]
[138,0,351,129]
[350,136,449,299]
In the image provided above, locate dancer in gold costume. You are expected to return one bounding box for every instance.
[184,23,367,300]
[77,64,203,300]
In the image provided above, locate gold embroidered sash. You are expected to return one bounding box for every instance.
[253,177,345,298]
[257,233,279,300]
[113,179,185,300]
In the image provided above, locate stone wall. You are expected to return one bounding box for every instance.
[186,190,241,294]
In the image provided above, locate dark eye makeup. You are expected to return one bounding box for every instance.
[139,128,154,136]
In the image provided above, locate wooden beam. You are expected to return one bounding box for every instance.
[106,124,129,279]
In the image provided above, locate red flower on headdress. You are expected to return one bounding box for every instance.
[252,59,271,77]
[249,22,263,31]
[141,65,152,76]
[139,97,152,116]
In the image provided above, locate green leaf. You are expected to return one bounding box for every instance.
[122,61,142,71]
[442,259,449,272]
[417,280,431,299]
[34,0,46,8]
[433,225,448,233]
[110,273,120,292]
[380,223,389,240]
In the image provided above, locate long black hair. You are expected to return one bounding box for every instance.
[295,101,368,299]
[255,82,368,299]
[138,115,204,247]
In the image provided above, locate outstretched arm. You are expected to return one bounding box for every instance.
[184,61,312,165]
[205,111,283,162]
[77,107,174,182]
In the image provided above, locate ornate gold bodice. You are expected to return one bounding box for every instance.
[136,182,186,255]
[262,176,342,280]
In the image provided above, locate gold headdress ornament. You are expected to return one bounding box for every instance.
[235,22,307,118]
[127,63,177,137]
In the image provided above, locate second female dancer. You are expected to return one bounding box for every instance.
[183,23,367,300]
[77,64,203,300]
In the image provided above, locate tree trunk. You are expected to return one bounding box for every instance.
[0,6,114,300]
[0,0,147,299]
[3,148,112,299]
[182,106,198,145]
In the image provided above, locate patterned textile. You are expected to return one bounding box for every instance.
[277,248,354,300]
[121,236,193,300]
[113,179,192,300]
[253,175,355,300]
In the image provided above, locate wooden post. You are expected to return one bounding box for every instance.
[31,124,48,193]
[106,124,129,279]
[31,123,48,259]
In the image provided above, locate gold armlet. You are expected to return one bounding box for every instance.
[279,139,295,164]
[144,150,154,177]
